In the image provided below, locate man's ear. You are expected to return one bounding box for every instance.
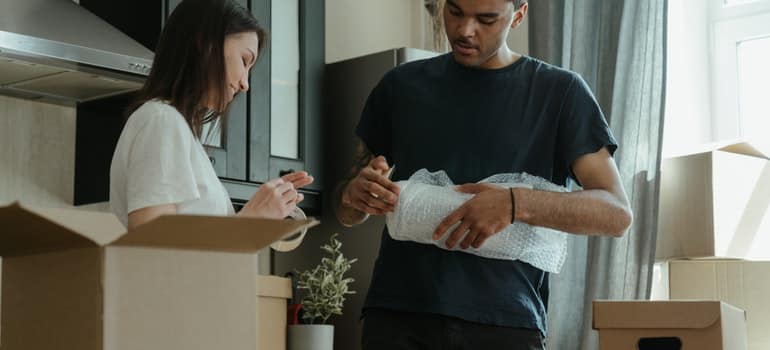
[511,3,528,29]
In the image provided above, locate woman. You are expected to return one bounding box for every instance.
[110,0,312,229]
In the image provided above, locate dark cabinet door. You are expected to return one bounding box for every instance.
[249,0,324,192]
[297,0,325,193]
[249,0,271,184]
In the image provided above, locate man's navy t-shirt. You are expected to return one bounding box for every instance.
[355,53,618,334]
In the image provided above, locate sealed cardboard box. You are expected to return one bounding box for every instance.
[256,275,291,350]
[593,300,747,350]
[652,259,770,350]
[657,142,770,260]
[0,202,317,350]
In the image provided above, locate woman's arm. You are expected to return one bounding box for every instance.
[127,203,178,230]
[126,172,314,228]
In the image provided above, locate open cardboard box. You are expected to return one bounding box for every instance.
[657,141,770,260]
[0,202,317,350]
[593,300,747,350]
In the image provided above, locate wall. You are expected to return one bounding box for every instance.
[0,95,84,307]
[0,96,110,211]
[508,13,529,55]
[326,0,529,63]
[325,0,429,63]
[0,96,77,207]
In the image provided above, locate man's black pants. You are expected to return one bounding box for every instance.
[361,308,546,350]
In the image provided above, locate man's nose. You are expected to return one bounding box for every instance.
[457,18,477,38]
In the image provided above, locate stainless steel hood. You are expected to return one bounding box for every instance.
[0,0,153,104]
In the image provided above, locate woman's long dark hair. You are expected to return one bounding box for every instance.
[128,0,266,138]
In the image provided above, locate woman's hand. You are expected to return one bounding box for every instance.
[238,171,314,219]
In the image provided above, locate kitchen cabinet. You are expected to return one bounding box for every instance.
[165,0,324,209]
[77,0,324,213]
[250,0,324,189]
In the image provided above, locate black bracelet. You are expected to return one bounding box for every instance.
[509,187,516,224]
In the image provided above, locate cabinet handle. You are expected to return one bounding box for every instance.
[279,169,295,177]
[209,156,216,165]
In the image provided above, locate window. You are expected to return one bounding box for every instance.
[737,36,770,151]
[663,0,770,156]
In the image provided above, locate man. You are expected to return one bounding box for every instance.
[334,0,633,349]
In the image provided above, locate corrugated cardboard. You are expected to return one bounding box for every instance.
[593,300,747,350]
[652,260,770,350]
[657,141,770,260]
[256,275,292,350]
[0,202,318,350]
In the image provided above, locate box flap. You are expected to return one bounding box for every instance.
[0,202,123,256]
[678,257,745,261]
[256,275,292,299]
[665,140,769,159]
[718,142,768,159]
[593,300,722,330]
[111,214,319,253]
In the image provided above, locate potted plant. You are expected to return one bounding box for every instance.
[288,234,357,350]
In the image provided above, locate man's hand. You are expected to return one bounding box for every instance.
[433,183,513,250]
[341,156,399,216]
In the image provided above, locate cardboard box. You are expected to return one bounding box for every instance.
[0,202,317,350]
[256,275,291,350]
[657,142,770,260]
[593,300,747,350]
[652,260,770,350]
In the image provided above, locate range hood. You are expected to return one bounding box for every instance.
[0,0,153,104]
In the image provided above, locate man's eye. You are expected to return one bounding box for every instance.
[479,18,496,25]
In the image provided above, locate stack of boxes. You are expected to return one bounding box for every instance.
[594,142,769,350]
[651,142,770,350]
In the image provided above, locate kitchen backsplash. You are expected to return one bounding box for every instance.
[0,95,108,211]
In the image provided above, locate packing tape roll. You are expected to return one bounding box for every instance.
[270,207,308,252]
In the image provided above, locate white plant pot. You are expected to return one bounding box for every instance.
[288,324,334,350]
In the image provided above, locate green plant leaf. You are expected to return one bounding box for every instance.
[295,233,357,324]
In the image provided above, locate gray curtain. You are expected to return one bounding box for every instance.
[529,1,667,349]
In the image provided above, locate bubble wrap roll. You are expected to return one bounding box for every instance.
[385,169,569,273]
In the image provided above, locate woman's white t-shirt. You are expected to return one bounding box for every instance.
[109,100,234,228]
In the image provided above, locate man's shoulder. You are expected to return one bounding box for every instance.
[524,57,580,87]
